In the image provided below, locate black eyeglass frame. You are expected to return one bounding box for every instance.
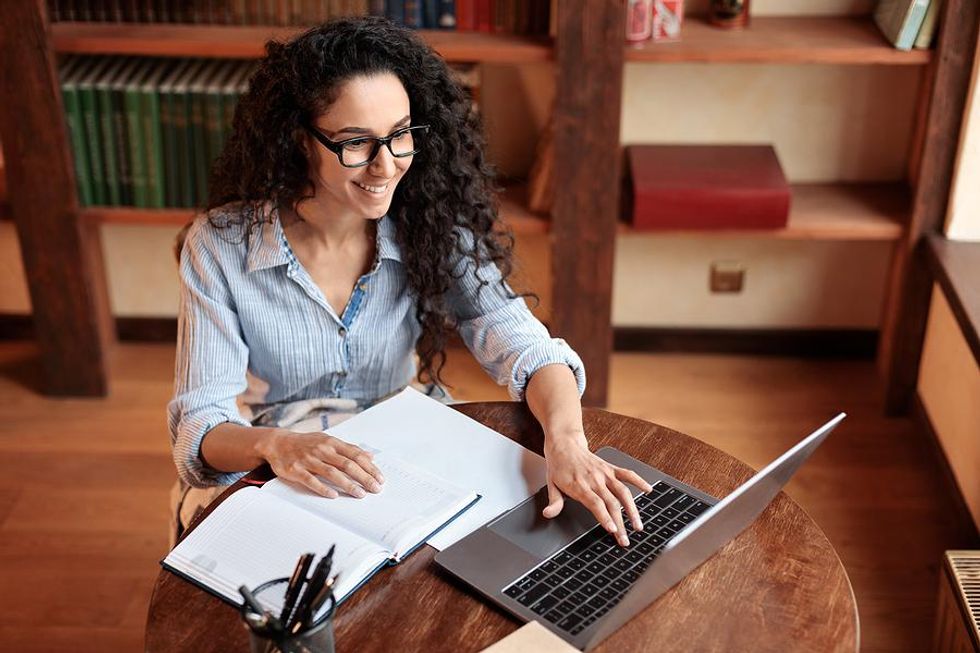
[302,123,430,168]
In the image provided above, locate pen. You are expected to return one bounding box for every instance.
[289,547,334,632]
[280,552,315,624]
[309,572,339,619]
[290,546,336,633]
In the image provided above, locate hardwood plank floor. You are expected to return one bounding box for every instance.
[0,342,973,652]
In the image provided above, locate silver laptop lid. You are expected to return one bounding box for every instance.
[585,413,846,650]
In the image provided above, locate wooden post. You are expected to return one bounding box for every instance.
[0,0,113,395]
[551,0,625,407]
[880,0,980,414]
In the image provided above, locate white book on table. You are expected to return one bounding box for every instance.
[162,450,479,614]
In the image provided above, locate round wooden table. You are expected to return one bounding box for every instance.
[146,402,859,653]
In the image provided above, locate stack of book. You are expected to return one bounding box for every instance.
[59,56,255,209]
[873,0,943,51]
[47,1,553,34]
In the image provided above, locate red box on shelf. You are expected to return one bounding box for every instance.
[625,144,791,230]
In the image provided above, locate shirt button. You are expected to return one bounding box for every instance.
[338,326,347,337]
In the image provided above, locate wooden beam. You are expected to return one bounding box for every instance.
[551,0,625,407]
[0,0,113,395]
[880,0,980,414]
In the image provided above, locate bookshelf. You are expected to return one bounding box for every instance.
[624,16,932,65]
[85,181,549,234]
[1,0,976,408]
[611,2,978,414]
[617,183,909,241]
[51,22,553,62]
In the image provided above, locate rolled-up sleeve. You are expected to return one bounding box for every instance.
[167,221,251,488]
[449,233,586,401]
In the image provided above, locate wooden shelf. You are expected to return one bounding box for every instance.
[625,17,932,65]
[81,182,550,234]
[50,23,553,62]
[619,182,909,240]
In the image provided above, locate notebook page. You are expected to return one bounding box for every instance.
[261,450,477,557]
[325,387,548,550]
[164,487,389,607]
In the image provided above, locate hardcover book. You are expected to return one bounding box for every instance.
[162,451,479,610]
[626,144,791,231]
[874,0,930,51]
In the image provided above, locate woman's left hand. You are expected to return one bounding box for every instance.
[542,434,653,547]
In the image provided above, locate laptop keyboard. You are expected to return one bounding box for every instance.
[502,480,711,636]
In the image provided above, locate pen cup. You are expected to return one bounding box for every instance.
[242,577,336,653]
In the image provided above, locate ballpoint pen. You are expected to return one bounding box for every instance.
[308,572,339,619]
[289,547,334,633]
[280,552,315,625]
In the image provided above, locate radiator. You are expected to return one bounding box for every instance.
[933,551,980,653]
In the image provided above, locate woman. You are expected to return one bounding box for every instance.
[168,16,649,546]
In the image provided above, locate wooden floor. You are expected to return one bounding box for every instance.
[0,341,974,652]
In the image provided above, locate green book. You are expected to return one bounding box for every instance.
[61,57,96,207]
[110,57,144,206]
[159,59,193,208]
[95,57,128,206]
[188,60,223,208]
[78,57,115,206]
[172,59,208,208]
[140,59,177,209]
[124,59,153,208]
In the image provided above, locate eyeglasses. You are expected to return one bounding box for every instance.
[303,123,430,168]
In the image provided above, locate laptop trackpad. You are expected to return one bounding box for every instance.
[488,486,600,559]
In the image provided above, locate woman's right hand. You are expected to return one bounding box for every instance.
[257,430,385,499]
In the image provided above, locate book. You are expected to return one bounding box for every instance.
[914,0,943,49]
[95,57,127,206]
[61,57,97,207]
[109,57,143,206]
[158,58,193,208]
[162,450,479,611]
[123,58,153,207]
[78,57,114,206]
[625,144,791,231]
[140,58,176,208]
[874,0,930,51]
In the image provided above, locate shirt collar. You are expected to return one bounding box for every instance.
[376,214,403,263]
[246,208,403,274]
[245,207,290,273]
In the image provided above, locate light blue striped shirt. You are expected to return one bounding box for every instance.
[168,204,586,488]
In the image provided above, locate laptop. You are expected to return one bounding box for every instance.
[435,413,845,650]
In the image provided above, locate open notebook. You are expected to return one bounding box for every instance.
[163,450,480,614]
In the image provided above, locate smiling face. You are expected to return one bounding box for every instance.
[305,72,414,222]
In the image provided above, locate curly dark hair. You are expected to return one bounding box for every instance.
[206,16,525,388]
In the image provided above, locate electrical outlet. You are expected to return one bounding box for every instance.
[710,261,744,293]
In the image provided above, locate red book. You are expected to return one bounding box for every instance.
[626,145,791,230]
[456,0,476,31]
[475,0,493,32]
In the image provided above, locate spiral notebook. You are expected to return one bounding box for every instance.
[162,450,480,612]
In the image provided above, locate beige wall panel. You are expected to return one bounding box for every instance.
[946,34,980,241]
[100,224,182,317]
[918,288,980,529]
[621,63,921,183]
[612,236,891,328]
[0,222,31,313]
